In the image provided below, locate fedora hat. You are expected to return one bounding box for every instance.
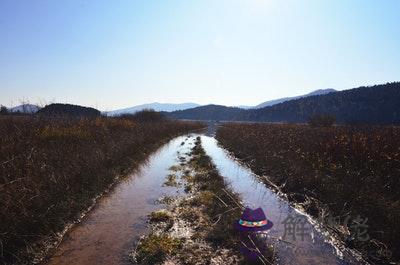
[235,207,273,232]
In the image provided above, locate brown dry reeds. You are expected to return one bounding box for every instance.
[0,114,203,264]
[216,123,400,264]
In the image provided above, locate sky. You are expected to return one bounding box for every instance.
[1,0,399,111]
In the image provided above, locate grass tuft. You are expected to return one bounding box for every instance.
[149,210,172,223]
[135,234,182,264]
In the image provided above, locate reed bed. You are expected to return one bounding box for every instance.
[0,114,202,264]
[216,123,400,264]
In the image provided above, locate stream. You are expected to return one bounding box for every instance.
[46,133,361,265]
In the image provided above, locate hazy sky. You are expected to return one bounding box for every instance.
[1,0,399,110]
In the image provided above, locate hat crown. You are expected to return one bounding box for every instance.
[240,207,267,222]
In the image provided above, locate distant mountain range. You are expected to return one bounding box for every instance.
[106,102,200,116]
[10,104,40,113]
[167,82,400,125]
[107,89,337,115]
[4,83,399,124]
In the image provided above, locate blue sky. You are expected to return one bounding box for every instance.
[1,0,399,110]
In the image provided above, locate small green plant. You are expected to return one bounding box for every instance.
[135,234,182,264]
[150,210,172,223]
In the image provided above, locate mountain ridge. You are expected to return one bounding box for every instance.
[166,82,400,124]
[10,104,40,113]
[106,88,338,115]
[106,102,200,116]
[254,88,336,108]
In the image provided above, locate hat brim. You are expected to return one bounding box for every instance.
[235,219,273,232]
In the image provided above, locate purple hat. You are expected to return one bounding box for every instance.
[235,207,273,232]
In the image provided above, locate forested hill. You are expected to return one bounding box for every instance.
[166,104,244,121]
[167,82,400,124]
[37,103,101,117]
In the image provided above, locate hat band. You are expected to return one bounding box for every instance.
[239,219,268,227]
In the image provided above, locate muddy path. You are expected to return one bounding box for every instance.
[45,134,362,265]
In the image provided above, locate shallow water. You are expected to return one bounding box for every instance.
[46,134,360,265]
[46,136,192,265]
